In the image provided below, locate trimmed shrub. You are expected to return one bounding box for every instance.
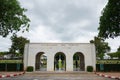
[26,66,33,72]
[87,66,93,72]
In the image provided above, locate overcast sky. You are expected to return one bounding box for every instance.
[0,0,120,52]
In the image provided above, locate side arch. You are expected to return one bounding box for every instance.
[35,52,47,71]
[73,52,85,71]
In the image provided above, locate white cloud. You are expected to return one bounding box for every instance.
[106,37,120,52]
[0,36,11,51]
[28,25,61,42]
[0,0,119,52]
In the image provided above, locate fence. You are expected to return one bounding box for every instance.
[96,64,120,72]
[0,63,23,71]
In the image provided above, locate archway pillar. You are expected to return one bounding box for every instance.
[66,54,73,71]
[47,52,54,71]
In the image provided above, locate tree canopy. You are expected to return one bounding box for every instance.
[9,35,29,55]
[0,51,9,56]
[98,0,120,39]
[0,0,30,37]
[90,37,111,55]
[108,52,120,59]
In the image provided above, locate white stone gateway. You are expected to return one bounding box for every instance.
[24,43,96,71]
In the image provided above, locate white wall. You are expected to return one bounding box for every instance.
[24,43,96,71]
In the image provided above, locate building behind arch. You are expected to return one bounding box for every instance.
[24,43,96,71]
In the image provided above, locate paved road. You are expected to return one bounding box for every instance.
[0,72,117,80]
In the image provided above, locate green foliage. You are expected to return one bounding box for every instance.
[0,51,9,56]
[0,0,30,37]
[108,46,120,59]
[108,52,120,59]
[90,37,111,55]
[9,35,29,55]
[73,54,79,60]
[97,53,104,59]
[116,52,120,58]
[98,0,120,39]
[87,66,93,72]
[108,52,117,58]
[117,46,120,52]
[55,53,65,60]
[26,66,33,72]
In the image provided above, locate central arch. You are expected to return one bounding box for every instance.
[54,52,66,71]
[35,52,47,71]
[73,52,85,71]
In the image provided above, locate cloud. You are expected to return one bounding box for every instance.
[0,36,11,51]
[0,0,119,52]
[106,37,120,52]
[28,25,61,42]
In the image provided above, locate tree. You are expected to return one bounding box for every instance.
[116,52,120,59]
[9,35,29,56]
[0,51,9,56]
[108,46,120,59]
[108,52,120,59]
[90,37,111,57]
[117,46,120,52]
[0,0,30,37]
[98,0,120,39]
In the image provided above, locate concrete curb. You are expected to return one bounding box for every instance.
[0,72,25,78]
[95,72,120,80]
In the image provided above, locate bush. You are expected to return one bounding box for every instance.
[87,66,93,72]
[26,66,33,72]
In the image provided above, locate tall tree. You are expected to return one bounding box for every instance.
[90,37,111,55]
[98,0,120,39]
[9,35,29,56]
[0,0,30,37]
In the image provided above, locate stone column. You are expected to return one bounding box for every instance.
[47,53,54,71]
[24,44,29,70]
[66,54,73,71]
[27,52,36,71]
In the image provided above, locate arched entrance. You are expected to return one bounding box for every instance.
[54,52,66,71]
[73,52,85,71]
[35,52,47,71]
